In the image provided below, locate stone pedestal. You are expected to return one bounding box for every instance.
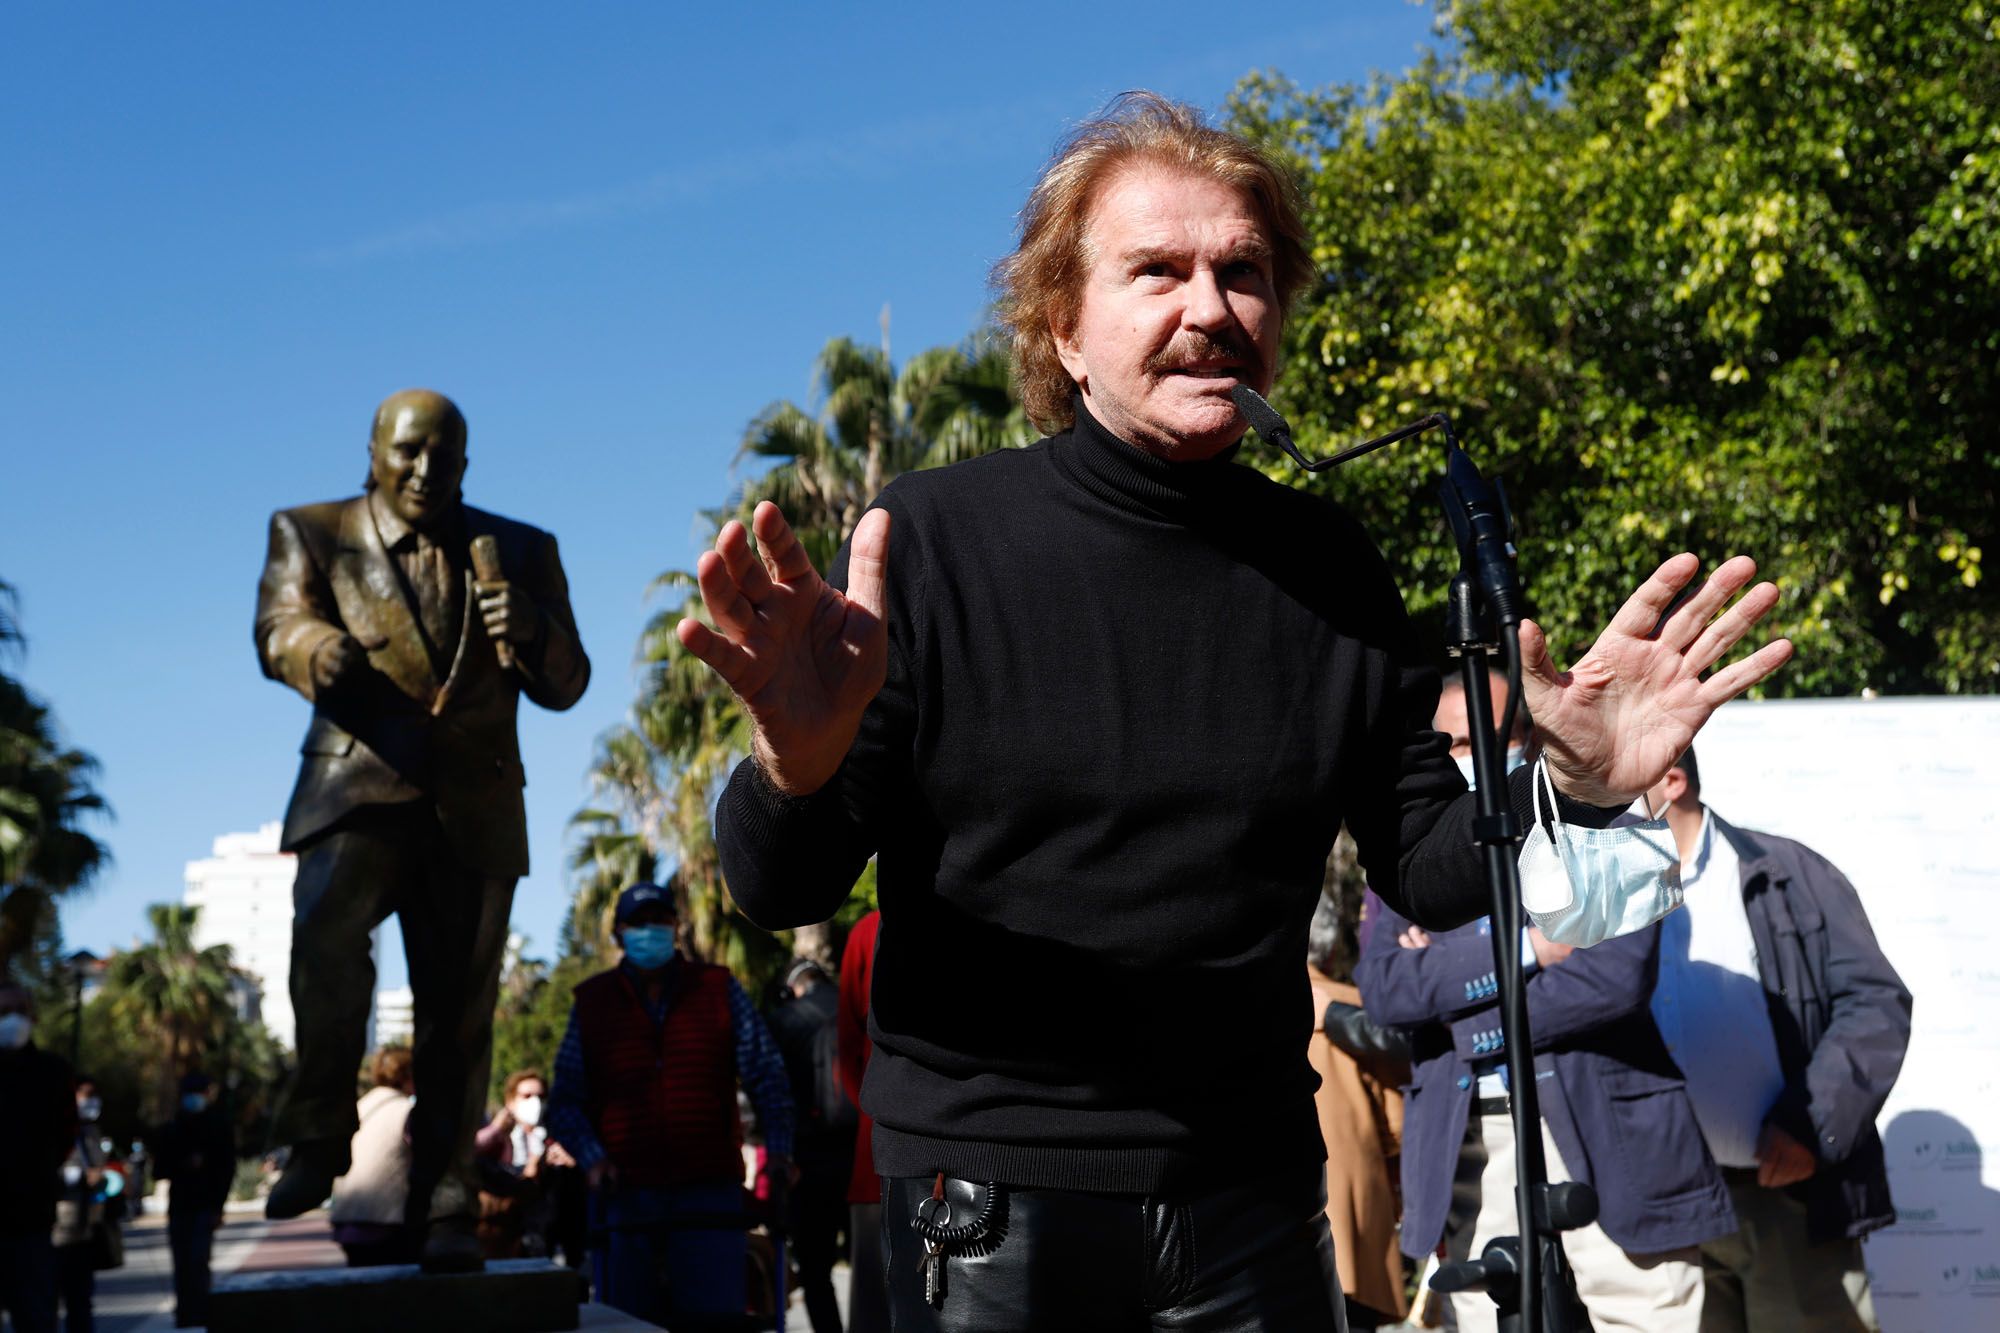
[206,1258,591,1333]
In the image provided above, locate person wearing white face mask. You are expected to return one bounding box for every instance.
[1357,673,1733,1333]
[473,1070,578,1261]
[1,980,75,1333]
[54,1074,111,1332]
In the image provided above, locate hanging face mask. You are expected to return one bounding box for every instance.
[0,1013,31,1050]
[1518,759,1683,947]
[622,924,676,970]
[513,1095,544,1128]
[1453,745,1528,791]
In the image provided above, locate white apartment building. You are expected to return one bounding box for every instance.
[182,822,299,1048]
[373,985,415,1049]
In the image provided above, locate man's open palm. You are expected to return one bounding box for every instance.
[1522,553,1794,806]
[676,501,890,795]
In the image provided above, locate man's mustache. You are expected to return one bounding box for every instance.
[1145,330,1261,380]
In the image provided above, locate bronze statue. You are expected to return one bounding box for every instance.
[254,389,588,1270]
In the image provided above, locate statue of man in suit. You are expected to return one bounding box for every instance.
[254,388,589,1270]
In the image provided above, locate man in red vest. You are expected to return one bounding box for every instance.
[548,882,795,1325]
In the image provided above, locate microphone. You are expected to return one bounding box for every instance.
[1230,385,1313,470]
[1230,385,1447,472]
[469,535,517,671]
[1230,385,1524,627]
[1440,446,1525,629]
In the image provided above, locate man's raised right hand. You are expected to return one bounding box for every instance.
[675,501,890,797]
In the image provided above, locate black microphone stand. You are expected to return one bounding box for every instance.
[1229,387,1595,1333]
[1428,423,1593,1333]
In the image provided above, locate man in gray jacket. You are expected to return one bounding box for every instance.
[1646,748,1910,1332]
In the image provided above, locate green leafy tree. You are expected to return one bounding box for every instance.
[1229,0,1998,692]
[105,904,244,1120]
[58,902,288,1162]
[562,805,658,968]
[488,946,587,1107]
[0,578,111,974]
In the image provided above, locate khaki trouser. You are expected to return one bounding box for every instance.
[1699,1171,1876,1332]
[1445,1109,1703,1333]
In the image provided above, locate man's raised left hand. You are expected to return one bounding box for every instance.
[1522,554,1792,807]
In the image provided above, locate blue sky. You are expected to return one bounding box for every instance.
[1,2,1438,985]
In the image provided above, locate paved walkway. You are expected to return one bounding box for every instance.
[86,1199,345,1333]
[78,1198,339,1333]
[75,1196,843,1331]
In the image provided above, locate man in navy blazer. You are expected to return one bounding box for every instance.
[1645,748,1906,1331]
[1357,674,1733,1332]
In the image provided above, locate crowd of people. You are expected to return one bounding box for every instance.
[310,879,884,1330]
[0,978,234,1332]
[0,90,1927,1333]
[1306,674,1912,1331]
[0,897,883,1333]
[1,740,1911,1333]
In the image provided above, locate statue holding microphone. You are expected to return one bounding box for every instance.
[254,388,589,1271]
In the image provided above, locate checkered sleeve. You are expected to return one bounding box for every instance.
[547,1003,607,1172]
[728,978,795,1159]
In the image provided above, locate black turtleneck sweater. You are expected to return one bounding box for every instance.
[718,405,1606,1194]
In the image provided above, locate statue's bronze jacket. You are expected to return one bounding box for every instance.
[255,496,589,877]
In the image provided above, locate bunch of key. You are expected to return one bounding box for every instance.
[911,1175,1002,1309]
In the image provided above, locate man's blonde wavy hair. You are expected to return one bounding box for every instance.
[993,91,1314,436]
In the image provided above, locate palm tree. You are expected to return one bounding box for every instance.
[0,580,111,975]
[899,332,1038,468]
[563,802,658,965]
[106,904,241,1118]
[571,330,1027,992]
[736,333,1035,560]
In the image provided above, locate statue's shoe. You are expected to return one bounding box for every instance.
[263,1141,345,1220]
[419,1219,485,1274]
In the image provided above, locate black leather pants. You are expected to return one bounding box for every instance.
[882,1167,1347,1332]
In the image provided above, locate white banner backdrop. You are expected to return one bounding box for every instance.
[1689,697,2000,1332]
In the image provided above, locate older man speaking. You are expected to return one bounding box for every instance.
[678,94,1792,1330]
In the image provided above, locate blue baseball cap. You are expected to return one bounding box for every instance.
[614,882,676,925]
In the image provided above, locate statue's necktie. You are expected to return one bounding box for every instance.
[412,535,461,664]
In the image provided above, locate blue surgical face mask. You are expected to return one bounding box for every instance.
[181,1093,209,1115]
[622,924,677,970]
[0,1013,30,1051]
[1452,744,1528,791]
[1518,758,1682,947]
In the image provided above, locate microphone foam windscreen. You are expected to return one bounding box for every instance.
[1229,384,1289,443]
